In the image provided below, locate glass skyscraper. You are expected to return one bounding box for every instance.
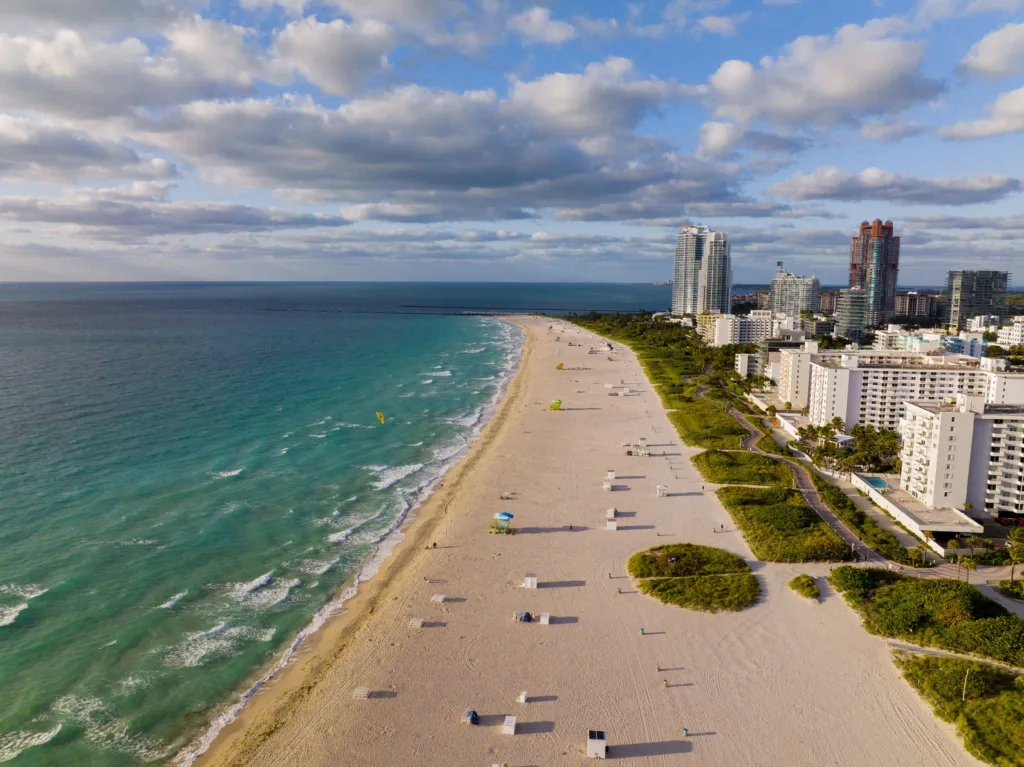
[850,219,900,327]
[672,226,732,315]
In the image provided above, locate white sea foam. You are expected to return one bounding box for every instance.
[420,379,433,384]
[308,433,327,439]
[0,725,62,763]
[368,464,424,490]
[119,538,157,546]
[295,557,339,576]
[53,695,169,762]
[171,318,525,767]
[399,392,415,398]
[408,441,424,447]
[241,579,300,610]
[337,422,375,429]
[328,527,355,544]
[226,571,274,600]
[159,590,188,609]
[421,370,452,376]
[0,584,48,600]
[213,469,243,479]
[163,625,276,669]
[279,448,289,455]
[0,604,28,628]
[460,348,485,353]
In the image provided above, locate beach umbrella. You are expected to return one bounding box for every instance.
[493,512,514,521]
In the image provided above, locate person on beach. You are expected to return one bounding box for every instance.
[683,728,689,737]
[640,627,645,635]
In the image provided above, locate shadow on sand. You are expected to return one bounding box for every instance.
[611,740,691,758]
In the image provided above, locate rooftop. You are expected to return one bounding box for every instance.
[855,474,984,534]
[907,400,1024,416]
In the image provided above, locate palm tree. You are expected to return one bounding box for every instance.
[956,553,964,581]
[963,537,984,556]
[907,546,925,568]
[1009,544,1024,583]
[829,417,846,434]
[963,556,977,585]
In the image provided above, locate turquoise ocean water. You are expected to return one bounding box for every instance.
[0,283,669,765]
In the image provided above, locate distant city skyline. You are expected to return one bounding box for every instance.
[0,1,1023,283]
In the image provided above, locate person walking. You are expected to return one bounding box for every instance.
[640,627,645,636]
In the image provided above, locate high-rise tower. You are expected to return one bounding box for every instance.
[671,226,732,315]
[770,261,820,317]
[944,271,1009,329]
[850,219,900,327]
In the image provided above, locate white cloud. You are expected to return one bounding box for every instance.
[857,120,927,141]
[0,116,177,182]
[509,7,575,44]
[913,0,1023,25]
[507,57,696,135]
[273,17,395,95]
[0,187,350,238]
[0,0,203,29]
[696,14,747,36]
[0,24,269,119]
[959,23,1024,77]
[706,22,943,127]
[939,87,1024,139]
[697,121,807,156]
[331,0,463,31]
[767,166,1021,204]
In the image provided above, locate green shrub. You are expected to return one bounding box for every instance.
[808,472,913,565]
[897,655,1024,766]
[627,543,748,578]
[830,568,1024,667]
[692,449,794,487]
[637,573,761,613]
[789,574,820,600]
[716,486,853,563]
[668,403,748,449]
[755,432,787,456]
[998,580,1024,601]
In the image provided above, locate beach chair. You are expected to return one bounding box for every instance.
[503,716,517,735]
[523,573,537,589]
[352,687,370,700]
[539,612,551,625]
[606,520,618,531]
[518,691,528,703]
[409,618,424,629]
[602,482,612,492]
[462,709,479,725]
[431,594,445,603]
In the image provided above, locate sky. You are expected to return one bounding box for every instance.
[0,0,1022,284]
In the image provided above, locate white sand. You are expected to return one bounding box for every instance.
[207,317,979,767]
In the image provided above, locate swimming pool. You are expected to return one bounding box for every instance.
[864,476,892,490]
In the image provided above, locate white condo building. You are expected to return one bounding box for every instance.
[967,315,1001,333]
[997,316,1024,347]
[770,262,820,317]
[901,395,1024,515]
[699,311,800,347]
[806,353,1024,429]
[672,226,732,315]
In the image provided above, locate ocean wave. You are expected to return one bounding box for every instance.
[53,695,169,762]
[422,370,452,377]
[328,527,354,544]
[279,448,289,455]
[240,579,300,610]
[119,538,157,546]
[367,464,424,491]
[337,422,375,429]
[0,584,48,600]
[408,441,424,447]
[430,440,466,464]
[459,348,485,354]
[295,557,339,576]
[0,725,62,763]
[212,469,243,479]
[159,590,188,609]
[226,571,274,600]
[398,392,415,398]
[420,379,433,384]
[0,604,28,628]
[308,433,327,439]
[163,625,276,670]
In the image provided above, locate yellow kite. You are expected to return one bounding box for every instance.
[376,412,385,425]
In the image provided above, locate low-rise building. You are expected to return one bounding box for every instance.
[800,316,835,337]
[699,311,800,347]
[967,315,1001,333]
[894,292,936,318]
[997,316,1024,347]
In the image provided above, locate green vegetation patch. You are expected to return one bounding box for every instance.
[627,542,749,578]
[717,486,854,563]
[830,567,1024,667]
[897,655,1024,767]
[789,574,820,600]
[628,543,759,613]
[755,431,788,456]
[668,403,748,450]
[807,472,915,565]
[692,449,794,488]
[998,580,1024,601]
[638,573,761,613]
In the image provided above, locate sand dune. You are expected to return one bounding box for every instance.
[204,316,978,767]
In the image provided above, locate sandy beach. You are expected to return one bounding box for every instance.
[201,316,979,767]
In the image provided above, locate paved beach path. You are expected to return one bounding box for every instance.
[204,316,979,767]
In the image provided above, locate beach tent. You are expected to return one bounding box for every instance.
[549,400,563,411]
[490,511,514,535]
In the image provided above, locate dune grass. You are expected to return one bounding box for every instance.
[692,449,794,487]
[716,486,854,563]
[789,574,820,600]
[896,655,1024,767]
[638,573,761,613]
[627,543,749,578]
[667,402,748,450]
[830,566,1024,667]
[628,543,759,613]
